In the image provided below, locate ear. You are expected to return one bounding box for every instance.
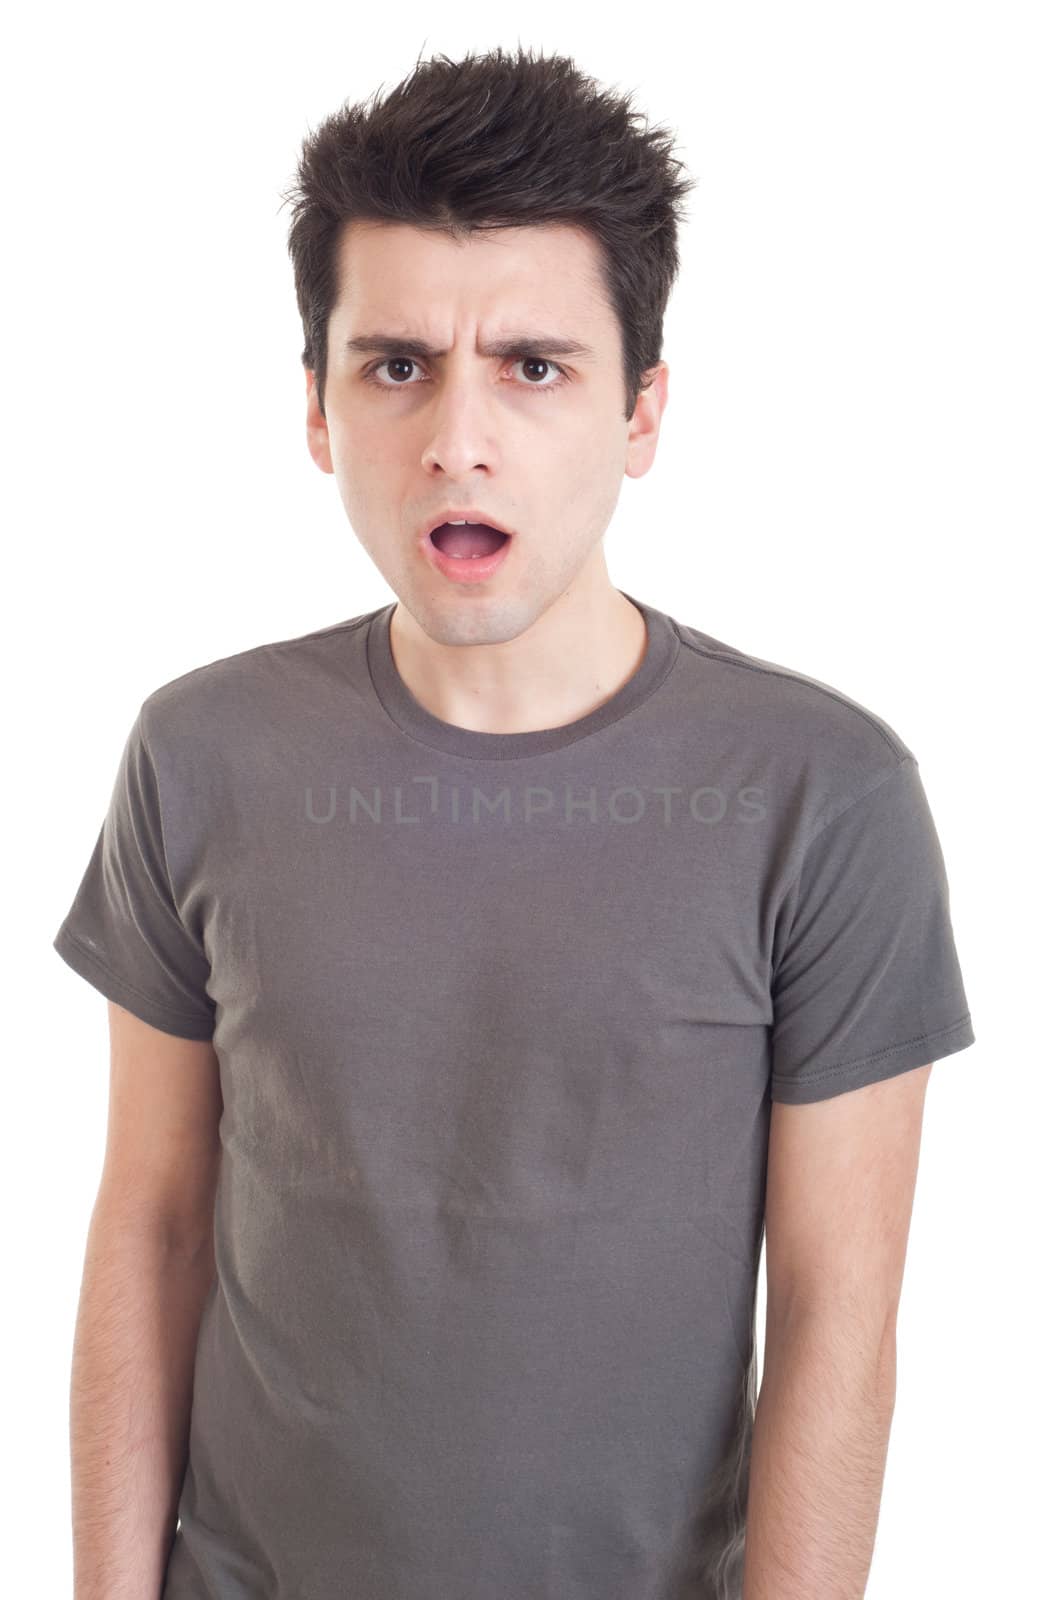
[305,365,333,476]
[625,361,669,482]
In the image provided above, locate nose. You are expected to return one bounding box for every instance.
[420,367,500,478]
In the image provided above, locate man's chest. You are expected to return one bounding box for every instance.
[193,776,777,1215]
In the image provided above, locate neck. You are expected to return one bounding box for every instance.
[387,578,648,737]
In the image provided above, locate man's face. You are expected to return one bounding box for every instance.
[306,218,667,646]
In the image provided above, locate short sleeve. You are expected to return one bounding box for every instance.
[52,707,216,1041]
[770,755,974,1103]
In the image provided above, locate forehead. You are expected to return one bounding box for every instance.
[329,219,611,335]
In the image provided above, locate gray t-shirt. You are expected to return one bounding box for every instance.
[53,592,975,1599]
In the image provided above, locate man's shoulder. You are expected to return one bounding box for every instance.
[136,607,384,751]
[670,613,916,801]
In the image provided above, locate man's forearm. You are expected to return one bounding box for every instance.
[70,1199,215,1600]
[742,1305,898,1600]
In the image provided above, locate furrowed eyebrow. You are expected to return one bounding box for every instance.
[344,332,595,362]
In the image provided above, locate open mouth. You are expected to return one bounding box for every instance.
[429,522,512,560]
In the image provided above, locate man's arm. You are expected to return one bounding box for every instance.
[742,1063,933,1600]
[71,1002,221,1600]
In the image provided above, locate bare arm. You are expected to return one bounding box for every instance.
[742,1301,896,1600]
[743,1064,931,1598]
[71,1002,222,1600]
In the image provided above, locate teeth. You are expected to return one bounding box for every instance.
[446,519,467,525]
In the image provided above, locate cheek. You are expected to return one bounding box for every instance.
[329,425,404,506]
[559,405,627,465]
[547,426,625,505]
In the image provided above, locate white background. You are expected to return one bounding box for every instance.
[4,3,1058,1594]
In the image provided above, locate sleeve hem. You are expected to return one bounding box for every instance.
[771,1012,975,1105]
[53,924,216,1042]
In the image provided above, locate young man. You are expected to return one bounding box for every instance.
[54,45,975,1600]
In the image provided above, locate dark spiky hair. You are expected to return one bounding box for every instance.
[280,44,697,421]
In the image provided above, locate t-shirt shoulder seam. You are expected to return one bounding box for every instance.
[772,754,917,909]
[674,633,908,761]
[806,751,917,846]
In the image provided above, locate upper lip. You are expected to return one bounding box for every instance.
[417,509,516,546]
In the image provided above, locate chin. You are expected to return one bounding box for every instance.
[399,587,544,649]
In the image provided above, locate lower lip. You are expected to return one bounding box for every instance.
[422,529,514,584]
